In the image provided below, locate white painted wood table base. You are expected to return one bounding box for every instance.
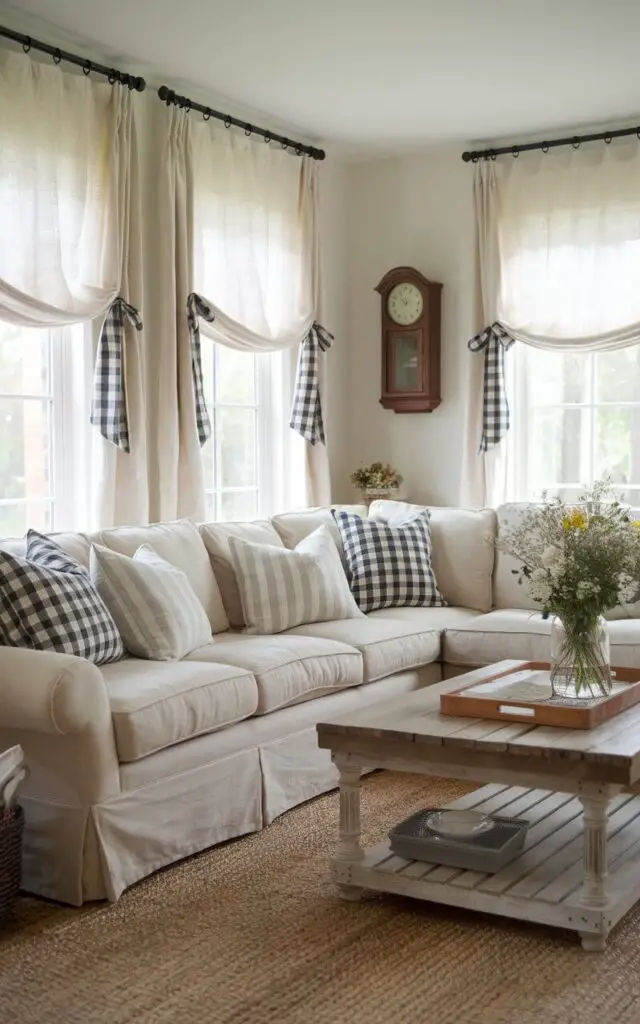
[317,661,640,952]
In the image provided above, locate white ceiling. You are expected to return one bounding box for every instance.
[2,0,640,156]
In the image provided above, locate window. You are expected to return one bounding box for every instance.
[509,344,640,504]
[200,341,295,522]
[0,320,93,536]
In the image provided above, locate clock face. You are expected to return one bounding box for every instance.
[387,282,424,326]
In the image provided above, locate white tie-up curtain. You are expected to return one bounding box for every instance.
[153,108,331,520]
[462,139,640,506]
[0,50,146,525]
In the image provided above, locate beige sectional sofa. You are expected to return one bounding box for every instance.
[1,500,639,906]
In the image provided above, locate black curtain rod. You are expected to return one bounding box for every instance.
[462,123,640,162]
[158,86,325,161]
[0,23,146,91]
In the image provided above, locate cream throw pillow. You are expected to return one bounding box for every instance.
[90,543,213,660]
[229,524,364,635]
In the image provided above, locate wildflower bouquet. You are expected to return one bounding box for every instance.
[499,481,640,696]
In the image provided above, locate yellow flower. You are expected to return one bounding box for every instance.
[562,509,588,531]
[632,520,640,529]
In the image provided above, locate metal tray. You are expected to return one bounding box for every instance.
[389,807,529,873]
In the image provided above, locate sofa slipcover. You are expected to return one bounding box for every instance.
[187,632,363,713]
[443,608,640,670]
[101,656,258,761]
[288,611,446,682]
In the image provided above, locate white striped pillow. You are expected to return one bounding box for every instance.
[90,543,213,660]
[229,524,364,635]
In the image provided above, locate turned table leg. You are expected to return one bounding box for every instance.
[333,753,364,901]
[578,783,612,951]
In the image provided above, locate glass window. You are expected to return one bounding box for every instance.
[509,344,640,505]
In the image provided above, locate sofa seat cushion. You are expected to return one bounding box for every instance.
[443,609,640,671]
[186,632,363,714]
[288,610,454,682]
[101,657,258,761]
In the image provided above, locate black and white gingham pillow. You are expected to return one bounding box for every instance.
[332,509,445,613]
[0,531,124,665]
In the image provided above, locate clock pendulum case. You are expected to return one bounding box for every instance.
[375,267,442,413]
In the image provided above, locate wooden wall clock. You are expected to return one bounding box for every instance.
[375,267,442,413]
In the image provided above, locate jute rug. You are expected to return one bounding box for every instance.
[2,772,640,1024]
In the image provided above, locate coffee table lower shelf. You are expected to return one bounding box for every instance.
[332,784,640,951]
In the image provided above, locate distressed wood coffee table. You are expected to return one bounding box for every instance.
[316,661,640,951]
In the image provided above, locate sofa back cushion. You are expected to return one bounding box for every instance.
[369,501,496,612]
[0,531,91,567]
[270,505,368,562]
[89,520,229,633]
[199,520,284,628]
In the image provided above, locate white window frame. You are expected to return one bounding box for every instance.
[0,322,93,534]
[202,346,292,522]
[507,344,640,505]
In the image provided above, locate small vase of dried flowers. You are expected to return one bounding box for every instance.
[350,462,403,505]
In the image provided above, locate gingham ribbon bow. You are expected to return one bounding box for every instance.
[289,322,333,445]
[468,322,515,452]
[91,296,143,452]
[187,292,215,447]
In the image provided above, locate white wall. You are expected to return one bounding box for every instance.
[341,147,477,506]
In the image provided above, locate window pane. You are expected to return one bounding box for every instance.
[595,407,640,485]
[525,348,589,405]
[0,398,52,502]
[218,490,258,522]
[215,346,256,405]
[0,322,50,396]
[529,407,585,494]
[217,407,256,488]
[596,347,640,403]
[0,501,52,537]
[201,337,215,407]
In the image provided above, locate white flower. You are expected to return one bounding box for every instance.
[576,580,600,600]
[541,545,562,569]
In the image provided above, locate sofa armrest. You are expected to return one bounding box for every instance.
[0,646,108,735]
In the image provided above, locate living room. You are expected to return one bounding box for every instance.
[2,1,640,1021]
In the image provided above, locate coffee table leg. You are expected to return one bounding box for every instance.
[578,783,611,951]
[333,753,364,901]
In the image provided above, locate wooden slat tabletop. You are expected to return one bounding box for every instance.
[316,661,640,778]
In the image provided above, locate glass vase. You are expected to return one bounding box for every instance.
[549,614,612,700]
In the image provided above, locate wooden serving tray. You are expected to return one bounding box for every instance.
[440,662,640,729]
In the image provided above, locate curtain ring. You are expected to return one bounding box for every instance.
[511,145,520,158]
[22,36,31,54]
[203,108,211,121]
[295,145,302,156]
[82,59,92,76]
[541,142,550,153]
[52,48,62,65]
[224,117,232,129]
[572,137,580,149]
[184,99,192,112]
[244,123,253,136]
[490,150,497,161]
[264,132,271,144]
[282,138,290,150]
[108,70,117,85]
[604,132,612,144]
[471,154,479,163]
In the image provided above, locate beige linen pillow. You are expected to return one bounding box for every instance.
[229,524,364,635]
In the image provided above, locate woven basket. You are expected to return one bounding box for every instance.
[0,805,24,925]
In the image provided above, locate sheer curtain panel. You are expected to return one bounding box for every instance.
[0,50,146,525]
[463,140,640,506]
